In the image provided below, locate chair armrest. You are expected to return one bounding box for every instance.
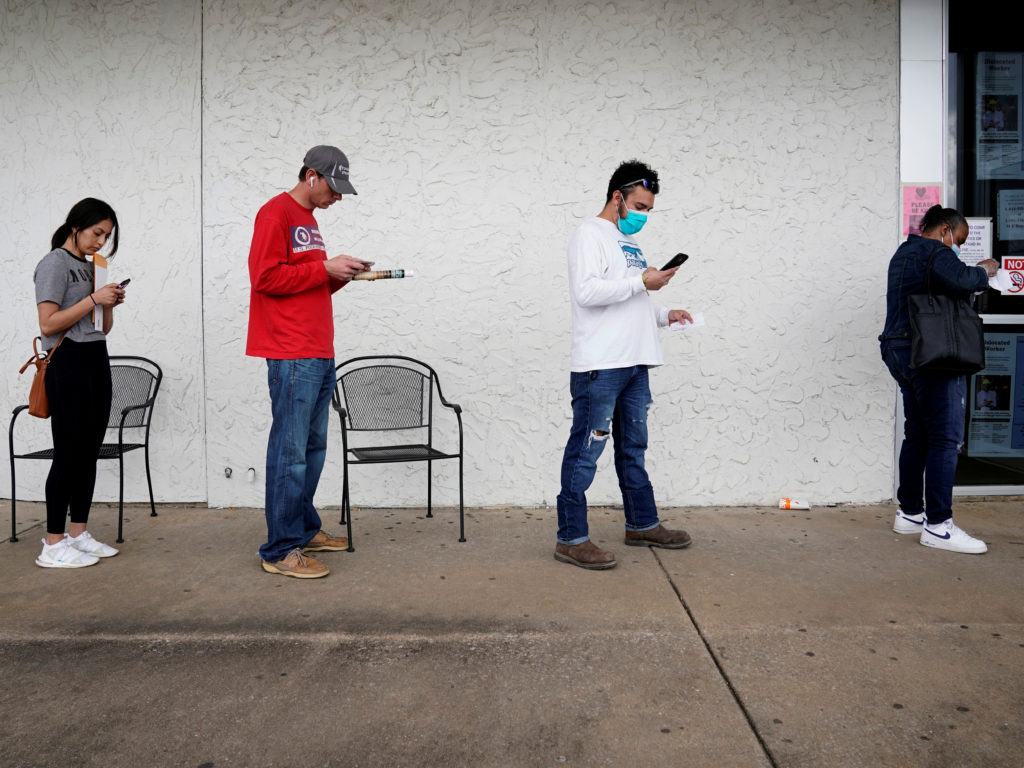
[9,404,29,439]
[118,402,151,427]
[330,385,345,415]
[440,399,462,414]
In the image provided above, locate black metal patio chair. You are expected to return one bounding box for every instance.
[332,355,465,551]
[8,355,163,543]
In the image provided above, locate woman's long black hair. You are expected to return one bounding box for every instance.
[50,197,119,256]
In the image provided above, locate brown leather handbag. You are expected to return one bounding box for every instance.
[18,332,68,418]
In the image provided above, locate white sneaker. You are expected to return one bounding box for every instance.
[35,538,100,569]
[893,509,925,534]
[920,519,988,554]
[67,531,119,558]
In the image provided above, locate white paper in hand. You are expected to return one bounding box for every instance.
[669,312,705,332]
[989,269,1016,292]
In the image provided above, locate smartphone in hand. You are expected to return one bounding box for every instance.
[118,278,131,288]
[661,253,689,270]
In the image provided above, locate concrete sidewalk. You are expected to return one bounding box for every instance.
[1,499,1022,768]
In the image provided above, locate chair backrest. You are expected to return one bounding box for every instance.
[338,362,433,432]
[107,357,162,429]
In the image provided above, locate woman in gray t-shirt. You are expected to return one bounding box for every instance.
[32,198,126,569]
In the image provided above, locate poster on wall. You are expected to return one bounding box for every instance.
[976,52,1024,180]
[967,333,1024,457]
[902,184,941,236]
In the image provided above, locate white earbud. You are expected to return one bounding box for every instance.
[309,178,314,189]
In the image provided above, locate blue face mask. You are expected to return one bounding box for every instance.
[617,198,648,235]
[946,229,961,257]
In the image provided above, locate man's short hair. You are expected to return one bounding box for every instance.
[298,165,322,182]
[606,160,660,203]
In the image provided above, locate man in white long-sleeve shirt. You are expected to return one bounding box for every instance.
[554,160,694,570]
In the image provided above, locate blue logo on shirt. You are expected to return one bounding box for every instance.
[620,242,647,270]
[291,225,325,254]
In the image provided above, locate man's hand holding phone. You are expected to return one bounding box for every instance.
[642,252,689,291]
[642,266,677,291]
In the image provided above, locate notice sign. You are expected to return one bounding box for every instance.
[961,217,993,267]
[1002,257,1024,294]
[998,189,1024,240]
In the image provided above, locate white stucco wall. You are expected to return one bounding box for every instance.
[1,0,900,510]
[1,0,205,505]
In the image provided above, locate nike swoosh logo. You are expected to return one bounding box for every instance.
[925,529,952,540]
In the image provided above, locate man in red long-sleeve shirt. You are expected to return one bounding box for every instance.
[247,145,371,579]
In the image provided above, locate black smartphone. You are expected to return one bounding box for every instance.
[118,278,131,288]
[661,252,689,270]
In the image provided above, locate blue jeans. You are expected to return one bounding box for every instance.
[881,342,965,525]
[556,366,661,545]
[259,357,336,562]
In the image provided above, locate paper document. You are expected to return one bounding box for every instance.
[669,312,705,332]
[989,269,1016,292]
[92,254,108,331]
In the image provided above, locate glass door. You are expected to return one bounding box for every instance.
[948,6,1024,488]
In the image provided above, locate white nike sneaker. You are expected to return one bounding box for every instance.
[35,538,100,569]
[920,519,988,554]
[893,509,925,534]
[67,531,119,558]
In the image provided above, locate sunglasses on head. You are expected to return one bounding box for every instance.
[620,177,659,194]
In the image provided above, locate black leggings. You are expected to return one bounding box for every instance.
[44,339,111,534]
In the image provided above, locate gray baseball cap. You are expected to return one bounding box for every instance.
[303,145,358,195]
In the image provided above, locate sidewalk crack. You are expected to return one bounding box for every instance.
[652,549,780,768]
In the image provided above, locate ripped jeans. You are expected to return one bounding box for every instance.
[881,341,965,525]
[556,365,660,545]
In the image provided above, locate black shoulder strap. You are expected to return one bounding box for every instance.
[922,249,938,297]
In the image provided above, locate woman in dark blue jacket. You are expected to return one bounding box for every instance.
[879,205,998,554]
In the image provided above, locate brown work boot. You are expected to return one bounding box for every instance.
[303,530,349,552]
[261,549,329,578]
[554,540,617,570]
[624,525,692,549]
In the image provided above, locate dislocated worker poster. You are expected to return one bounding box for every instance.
[967,333,1024,456]
[977,52,1023,180]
